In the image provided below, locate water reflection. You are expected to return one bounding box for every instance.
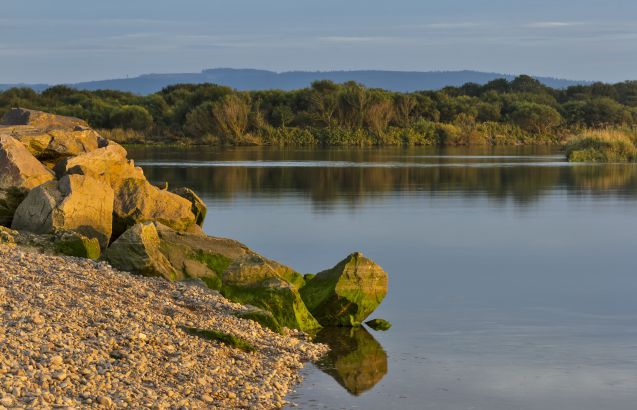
[313,327,388,396]
[128,146,637,208]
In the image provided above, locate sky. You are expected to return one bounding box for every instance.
[1,0,636,84]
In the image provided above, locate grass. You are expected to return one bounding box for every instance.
[181,326,256,353]
[566,129,637,162]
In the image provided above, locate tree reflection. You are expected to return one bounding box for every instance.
[130,146,637,209]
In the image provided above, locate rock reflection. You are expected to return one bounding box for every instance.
[313,326,388,395]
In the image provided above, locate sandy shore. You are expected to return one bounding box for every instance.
[0,243,327,409]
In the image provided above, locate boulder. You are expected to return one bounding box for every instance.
[300,252,388,327]
[105,222,176,279]
[112,178,195,237]
[0,135,54,190]
[0,187,28,227]
[53,143,145,190]
[148,223,320,331]
[11,174,114,249]
[222,277,321,332]
[0,108,102,164]
[365,318,392,331]
[1,107,89,129]
[0,135,55,226]
[53,230,101,260]
[171,187,207,226]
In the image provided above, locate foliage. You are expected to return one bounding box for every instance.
[2,76,637,146]
[566,129,637,162]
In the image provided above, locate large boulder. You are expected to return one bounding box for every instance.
[300,252,388,326]
[112,178,196,237]
[171,187,207,226]
[53,143,145,190]
[0,108,103,165]
[11,174,114,249]
[1,107,89,129]
[0,135,54,190]
[105,222,176,279]
[0,135,55,226]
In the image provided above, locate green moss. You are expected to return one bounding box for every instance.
[181,326,256,353]
[54,235,101,260]
[303,273,316,282]
[236,311,283,334]
[222,284,321,332]
[365,318,392,331]
[200,276,222,291]
[190,250,232,275]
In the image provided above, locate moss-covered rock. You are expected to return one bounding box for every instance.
[236,307,283,334]
[365,318,392,331]
[54,230,101,260]
[181,326,256,353]
[222,277,321,332]
[105,222,177,279]
[300,252,388,327]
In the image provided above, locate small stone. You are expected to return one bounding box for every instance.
[50,355,64,366]
[97,395,113,407]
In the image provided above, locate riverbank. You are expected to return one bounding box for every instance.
[0,243,327,409]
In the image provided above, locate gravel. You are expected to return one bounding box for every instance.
[0,243,327,409]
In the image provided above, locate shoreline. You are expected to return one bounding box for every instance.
[0,243,327,409]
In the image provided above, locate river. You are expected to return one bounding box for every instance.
[128,145,637,410]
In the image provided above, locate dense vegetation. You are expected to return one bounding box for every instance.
[1,75,637,146]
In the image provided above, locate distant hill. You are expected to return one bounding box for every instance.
[1,68,591,95]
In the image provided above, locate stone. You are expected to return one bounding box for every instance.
[0,135,55,190]
[151,223,319,331]
[0,108,102,164]
[112,178,195,238]
[0,187,27,227]
[53,230,101,260]
[222,277,321,332]
[105,222,176,280]
[171,187,207,227]
[53,143,144,191]
[0,226,16,244]
[1,107,89,129]
[300,252,388,327]
[11,174,114,249]
[365,318,392,331]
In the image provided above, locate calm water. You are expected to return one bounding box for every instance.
[128,146,637,410]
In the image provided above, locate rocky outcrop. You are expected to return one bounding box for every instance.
[11,174,114,249]
[172,187,207,227]
[53,143,144,190]
[300,252,388,326]
[0,108,102,164]
[105,222,176,279]
[0,108,390,334]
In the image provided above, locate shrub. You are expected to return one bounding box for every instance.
[566,130,637,162]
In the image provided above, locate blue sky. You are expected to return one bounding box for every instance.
[1,0,636,83]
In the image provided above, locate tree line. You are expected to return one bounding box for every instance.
[1,75,636,145]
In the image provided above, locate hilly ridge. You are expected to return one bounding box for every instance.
[0,68,591,95]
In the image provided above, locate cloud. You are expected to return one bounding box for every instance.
[526,21,580,28]
[317,36,395,44]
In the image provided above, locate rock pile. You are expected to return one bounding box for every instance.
[0,107,388,333]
